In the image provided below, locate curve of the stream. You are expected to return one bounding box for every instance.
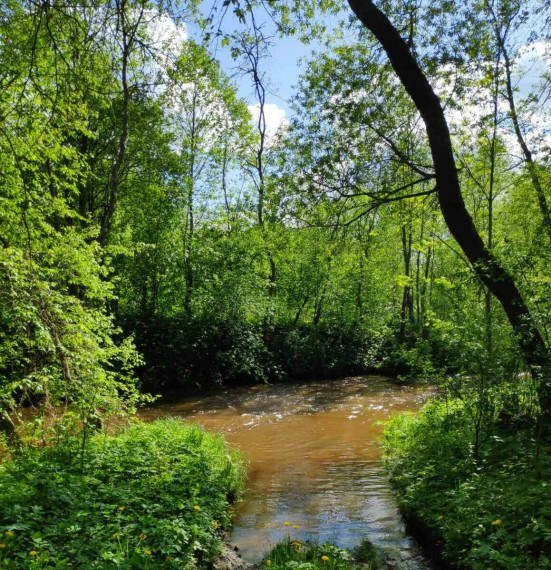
[141,376,435,569]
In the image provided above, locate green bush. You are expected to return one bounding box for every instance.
[0,419,245,568]
[260,537,368,570]
[383,399,551,569]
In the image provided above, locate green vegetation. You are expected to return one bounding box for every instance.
[261,537,377,570]
[0,0,549,414]
[0,0,550,568]
[0,419,245,568]
[383,399,551,569]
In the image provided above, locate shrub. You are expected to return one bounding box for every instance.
[0,418,245,568]
[260,537,366,570]
[383,399,551,569]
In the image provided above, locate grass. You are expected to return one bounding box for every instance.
[0,418,245,568]
[382,398,551,569]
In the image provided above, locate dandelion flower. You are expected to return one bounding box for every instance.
[284,522,291,526]
[491,519,501,526]
[266,560,272,566]
[321,555,329,562]
[293,524,299,529]
[145,550,151,556]
[194,505,201,511]
[5,531,13,537]
[29,551,38,556]
[213,521,218,529]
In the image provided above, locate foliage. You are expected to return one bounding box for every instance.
[0,418,245,568]
[130,314,407,390]
[260,536,372,570]
[383,398,551,569]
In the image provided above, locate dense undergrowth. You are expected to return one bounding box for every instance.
[0,419,245,568]
[383,398,551,569]
[129,314,454,392]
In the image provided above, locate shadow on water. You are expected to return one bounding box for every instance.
[140,376,436,568]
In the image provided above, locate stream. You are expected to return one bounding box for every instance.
[141,376,435,568]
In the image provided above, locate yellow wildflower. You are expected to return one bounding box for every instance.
[145,550,152,556]
[213,521,219,529]
[29,551,38,556]
[293,524,299,529]
[266,560,272,566]
[284,522,291,526]
[5,531,13,537]
[194,505,201,511]
[437,515,443,521]
[321,555,329,562]
[491,519,501,526]
[0,544,5,549]
[118,506,124,511]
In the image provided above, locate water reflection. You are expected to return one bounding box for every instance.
[140,376,434,567]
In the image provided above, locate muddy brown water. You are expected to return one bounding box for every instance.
[140,376,435,568]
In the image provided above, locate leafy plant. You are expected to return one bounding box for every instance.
[260,536,372,570]
[383,399,551,569]
[0,419,245,568]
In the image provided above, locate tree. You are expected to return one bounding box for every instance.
[166,40,255,317]
[345,0,549,402]
[482,0,551,245]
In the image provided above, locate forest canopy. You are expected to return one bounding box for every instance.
[0,0,549,435]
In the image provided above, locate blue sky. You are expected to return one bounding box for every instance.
[186,2,345,125]
[182,2,549,142]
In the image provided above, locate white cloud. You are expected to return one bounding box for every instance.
[146,11,188,61]
[247,102,288,137]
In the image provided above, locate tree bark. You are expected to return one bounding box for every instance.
[99,1,145,246]
[347,1,549,387]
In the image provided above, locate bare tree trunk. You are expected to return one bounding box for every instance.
[241,21,277,302]
[485,55,500,355]
[400,223,414,340]
[183,91,198,318]
[347,1,549,392]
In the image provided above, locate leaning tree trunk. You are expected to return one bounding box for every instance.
[347,0,549,399]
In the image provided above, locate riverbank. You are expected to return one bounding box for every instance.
[383,398,550,569]
[0,419,245,568]
[1,377,437,569]
[140,376,434,567]
[130,316,443,397]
